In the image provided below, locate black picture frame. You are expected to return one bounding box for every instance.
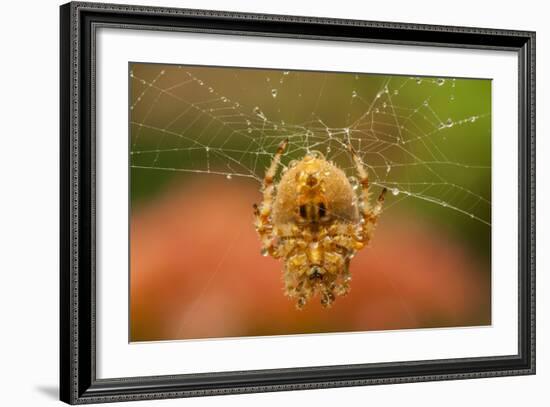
[60,1,536,404]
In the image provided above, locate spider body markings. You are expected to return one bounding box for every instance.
[254,139,387,309]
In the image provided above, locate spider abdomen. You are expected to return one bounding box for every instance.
[272,154,359,227]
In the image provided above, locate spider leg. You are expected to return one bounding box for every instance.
[254,138,289,257]
[348,143,387,244]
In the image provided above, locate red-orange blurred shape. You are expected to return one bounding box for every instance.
[130,176,490,342]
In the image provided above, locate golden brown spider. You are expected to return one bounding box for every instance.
[254,139,387,309]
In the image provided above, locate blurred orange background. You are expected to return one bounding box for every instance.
[130,175,490,342]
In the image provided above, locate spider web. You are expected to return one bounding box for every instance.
[130,64,491,226]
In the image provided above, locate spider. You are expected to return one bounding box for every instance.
[253,138,387,309]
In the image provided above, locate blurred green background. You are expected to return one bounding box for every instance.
[129,63,491,342]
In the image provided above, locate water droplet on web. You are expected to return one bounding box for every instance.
[266,77,271,82]
[226,174,232,180]
[392,188,400,196]
[416,78,422,84]
[452,79,456,88]
[221,97,228,102]
[423,100,429,107]
[140,79,146,84]
[450,94,455,101]
[247,128,252,133]
[205,146,210,152]
[260,248,268,256]
[283,71,290,75]
[234,102,240,108]
[289,160,299,168]
[160,70,165,75]
[382,102,387,109]
[246,119,251,126]
[308,150,325,160]
[470,214,475,219]
[348,176,360,191]
[393,89,399,95]
[437,78,446,86]
[386,165,392,174]
[253,106,267,121]
[198,80,204,86]
[208,87,214,93]
[354,74,359,80]
[351,90,358,98]
[271,89,278,98]
[446,118,454,128]
[470,116,477,123]
[375,108,380,113]
[326,146,331,153]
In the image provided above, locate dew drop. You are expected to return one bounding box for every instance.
[326,146,331,153]
[386,165,392,174]
[271,89,278,98]
[470,116,477,123]
[351,90,358,98]
[470,214,475,219]
[253,106,267,121]
[226,174,232,180]
[288,160,299,168]
[393,89,399,95]
[283,71,290,75]
[260,248,268,256]
[446,118,454,128]
[348,176,360,191]
[205,146,210,152]
[221,97,228,102]
[423,100,429,107]
[246,119,251,126]
[382,102,387,109]
[392,188,400,196]
[416,78,422,84]
[437,78,446,86]
[198,80,204,86]
[247,128,252,133]
[374,108,380,113]
[208,87,214,93]
[307,150,325,160]
[450,94,455,101]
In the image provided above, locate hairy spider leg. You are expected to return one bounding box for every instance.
[253,138,289,257]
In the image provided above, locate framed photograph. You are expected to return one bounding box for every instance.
[60,1,536,404]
